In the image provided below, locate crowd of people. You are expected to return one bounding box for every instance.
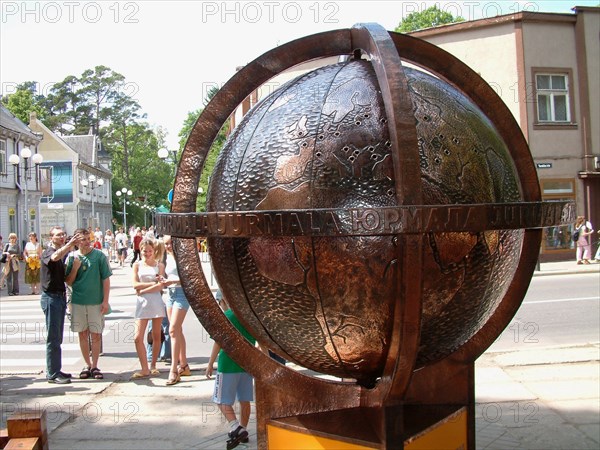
[1,224,254,449]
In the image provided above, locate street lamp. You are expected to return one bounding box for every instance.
[115,187,132,231]
[158,148,178,163]
[81,174,104,229]
[9,147,43,236]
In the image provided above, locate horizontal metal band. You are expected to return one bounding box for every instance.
[156,201,575,238]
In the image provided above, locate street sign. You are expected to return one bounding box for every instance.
[168,189,174,204]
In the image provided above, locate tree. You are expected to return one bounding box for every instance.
[1,82,48,124]
[395,5,464,32]
[177,102,229,212]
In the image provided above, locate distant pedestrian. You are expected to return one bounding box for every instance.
[104,229,115,262]
[24,232,42,295]
[41,226,81,384]
[93,227,103,247]
[574,216,594,264]
[0,234,4,288]
[206,292,255,449]
[2,233,21,296]
[65,228,112,380]
[115,227,128,267]
[130,228,143,267]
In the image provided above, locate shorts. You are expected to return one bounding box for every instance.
[103,242,111,249]
[118,248,128,256]
[165,287,190,310]
[70,303,105,333]
[212,372,254,405]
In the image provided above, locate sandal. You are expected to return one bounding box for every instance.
[166,372,180,386]
[130,371,150,380]
[178,364,191,376]
[90,367,104,379]
[150,368,160,376]
[79,367,91,379]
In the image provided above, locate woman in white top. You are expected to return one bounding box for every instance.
[131,238,167,379]
[24,232,42,295]
[104,230,115,263]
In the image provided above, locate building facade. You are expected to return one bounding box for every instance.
[410,6,599,261]
[28,113,113,238]
[0,105,44,244]
[235,8,598,261]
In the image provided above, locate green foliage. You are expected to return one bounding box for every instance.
[1,82,48,124]
[177,105,229,212]
[3,66,231,223]
[395,5,464,32]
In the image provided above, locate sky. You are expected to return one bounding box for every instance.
[1,0,598,149]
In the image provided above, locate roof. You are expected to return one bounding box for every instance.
[0,104,42,143]
[408,9,588,38]
[61,135,96,165]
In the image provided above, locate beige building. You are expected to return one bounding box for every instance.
[232,7,598,262]
[410,6,599,261]
[28,113,113,237]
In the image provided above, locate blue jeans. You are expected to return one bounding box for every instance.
[146,315,171,361]
[41,291,67,379]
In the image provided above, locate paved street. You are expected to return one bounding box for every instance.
[1,257,598,449]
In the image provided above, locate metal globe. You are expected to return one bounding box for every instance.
[207,59,523,385]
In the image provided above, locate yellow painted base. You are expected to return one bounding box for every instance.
[267,424,374,449]
[405,408,467,450]
[267,407,467,450]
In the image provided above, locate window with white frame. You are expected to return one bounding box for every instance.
[0,140,6,174]
[535,73,570,123]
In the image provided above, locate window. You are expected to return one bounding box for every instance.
[535,72,571,123]
[0,140,6,174]
[540,179,576,252]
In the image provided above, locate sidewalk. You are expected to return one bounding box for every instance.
[1,259,598,449]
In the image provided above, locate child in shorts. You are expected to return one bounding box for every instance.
[206,291,255,450]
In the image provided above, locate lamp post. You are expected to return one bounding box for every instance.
[81,174,104,229]
[115,187,132,231]
[158,148,179,180]
[9,146,43,236]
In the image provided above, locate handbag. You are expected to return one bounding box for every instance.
[0,244,7,264]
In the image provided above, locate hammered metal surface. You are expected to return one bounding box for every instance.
[207,60,523,383]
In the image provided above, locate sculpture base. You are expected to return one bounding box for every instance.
[266,405,467,450]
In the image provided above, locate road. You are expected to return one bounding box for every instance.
[1,266,598,376]
[488,272,600,352]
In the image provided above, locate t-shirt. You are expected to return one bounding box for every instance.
[41,245,67,294]
[65,249,112,305]
[217,309,256,374]
[133,234,142,250]
[115,232,128,249]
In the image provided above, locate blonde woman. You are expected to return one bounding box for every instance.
[24,232,42,295]
[131,238,167,379]
[104,230,115,262]
[2,233,21,296]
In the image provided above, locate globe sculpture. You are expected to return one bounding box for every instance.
[207,59,524,386]
[156,23,573,447]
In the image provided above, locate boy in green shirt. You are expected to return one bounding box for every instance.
[206,290,255,450]
[66,228,112,380]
